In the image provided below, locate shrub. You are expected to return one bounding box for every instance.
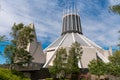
[46,78,53,80]
[45,78,69,80]
[0,68,30,80]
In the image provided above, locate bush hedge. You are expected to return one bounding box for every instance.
[0,68,30,80]
[45,78,69,80]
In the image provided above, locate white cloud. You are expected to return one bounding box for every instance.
[109,0,120,5]
[82,13,120,48]
[77,0,120,48]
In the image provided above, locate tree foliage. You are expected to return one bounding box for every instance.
[49,47,67,79]
[10,23,34,48]
[110,4,120,15]
[49,42,83,79]
[88,59,107,79]
[0,68,30,80]
[108,50,120,76]
[106,30,120,77]
[67,42,82,74]
[0,35,6,42]
[88,51,120,79]
[4,23,34,68]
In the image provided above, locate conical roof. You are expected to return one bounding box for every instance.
[43,32,111,68]
[45,33,102,50]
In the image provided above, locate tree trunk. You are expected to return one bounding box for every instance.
[9,63,14,70]
[98,75,100,80]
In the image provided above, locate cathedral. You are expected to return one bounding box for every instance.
[27,2,112,69]
[42,4,112,68]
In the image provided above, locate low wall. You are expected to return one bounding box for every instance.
[21,68,51,80]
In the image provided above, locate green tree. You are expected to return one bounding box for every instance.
[109,4,120,77]
[67,42,82,74]
[108,50,120,77]
[49,47,67,79]
[110,4,120,15]
[88,59,107,80]
[10,23,34,49]
[4,23,34,69]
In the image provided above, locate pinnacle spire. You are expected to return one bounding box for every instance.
[63,0,78,15]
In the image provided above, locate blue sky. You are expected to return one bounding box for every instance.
[0,0,120,64]
[0,42,9,64]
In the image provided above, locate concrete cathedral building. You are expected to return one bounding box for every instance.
[26,24,45,65]
[43,2,112,68]
[26,1,112,69]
